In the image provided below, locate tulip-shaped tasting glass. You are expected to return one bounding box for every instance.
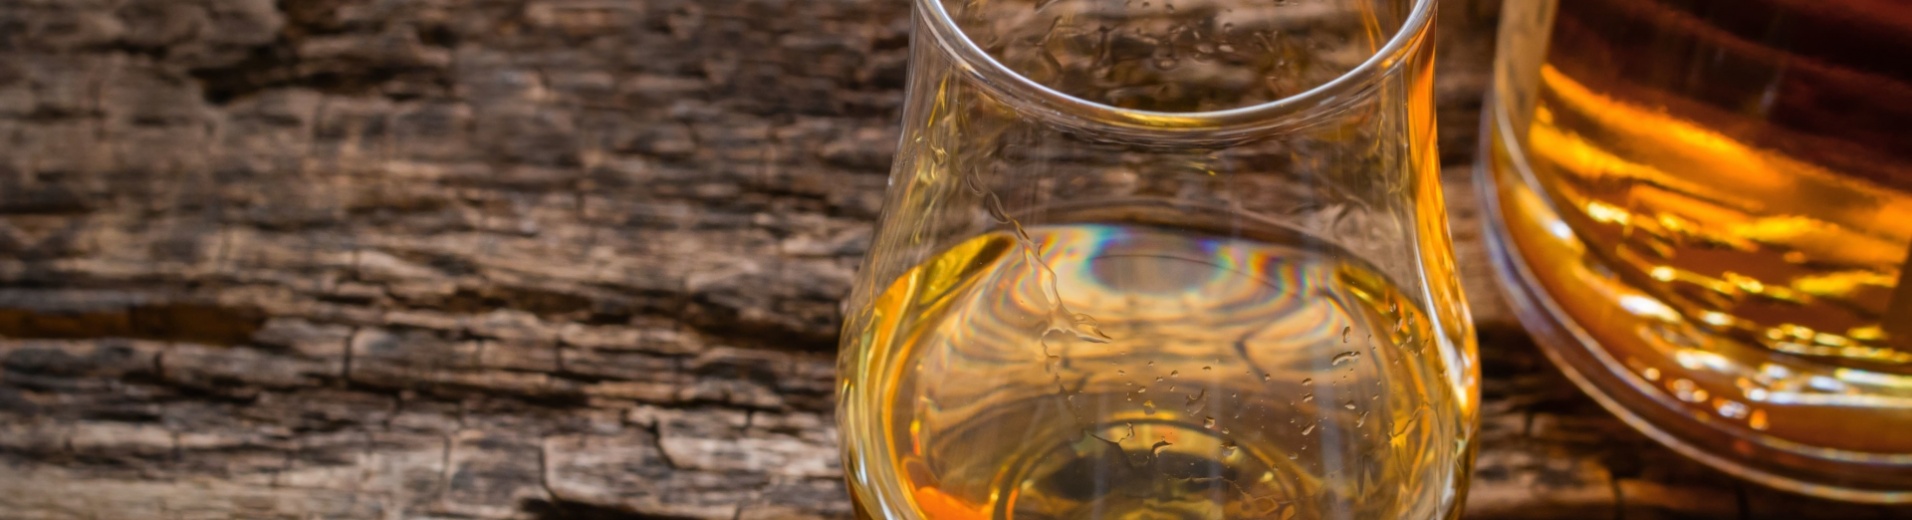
[837,0,1476,518]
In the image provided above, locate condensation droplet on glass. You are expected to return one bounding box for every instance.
[1185,388,1207,408]
[1301,422,1316,436]
[1357,411,1370,427]
[1142,399,1157,414]
[1301,378,1313,386]
[1332,351,1360,365]
[1669,378,1707,403]
[1202,365,1211,371]
[1302,392,1314,402]
[1169,370,1179,378]
[1717,399,1750,420]
[1203,416,1217,429]
[1342,326,1351,343]
[1344,401,1356,410]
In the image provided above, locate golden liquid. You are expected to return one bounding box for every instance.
[840,223,1467,519]
[1490,0,1912,455]
[1519,0,1912,365]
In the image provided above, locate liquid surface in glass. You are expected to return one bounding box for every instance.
[1519,0,1912,365]
[1490,0,1912,458]
[843,222,1464,519]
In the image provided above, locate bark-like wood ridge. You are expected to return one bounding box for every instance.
[0,0,1905,518]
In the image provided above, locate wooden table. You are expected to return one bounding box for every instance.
[0,0,1905,518]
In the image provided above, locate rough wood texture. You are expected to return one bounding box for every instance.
[0,0,1905,519]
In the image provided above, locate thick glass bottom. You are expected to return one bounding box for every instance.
[1478,128,1912,504]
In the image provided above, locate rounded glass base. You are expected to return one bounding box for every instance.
[1477,133,1912,504]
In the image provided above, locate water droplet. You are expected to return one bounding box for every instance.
[1343,401,1357,410]
[1261,373,1271,382]
[1717,400,1749,420]
[1342,326,1352,343]
[1331,351,1360,365]
[1669,378,1707,403]
[1169,370,1179,378]
[1202,366,1211,371]
[1142,400,1157,414]
[1301,422,1316,436]
[1301,378,1313,386]
[1356,411,1370,427]
[1147,361,1155,367]
[1203,416,1217,429]
[1221,440,1238,457]
[1117,369,1127,375]
[1302,392,1314,402]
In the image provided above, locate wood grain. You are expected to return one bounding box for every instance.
[0,0,1905,518]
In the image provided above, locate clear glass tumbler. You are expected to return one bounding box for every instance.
[838,0,1477,518]
[1480,0,1912,503]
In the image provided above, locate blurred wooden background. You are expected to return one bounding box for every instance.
[0,0,1907,518]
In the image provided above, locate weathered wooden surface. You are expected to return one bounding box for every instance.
[0,0,1906,519]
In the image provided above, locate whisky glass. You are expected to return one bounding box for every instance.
[838,0,1476,518]
[1481,0,1912,502]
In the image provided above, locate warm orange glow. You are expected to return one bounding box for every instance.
[911,485,990,520]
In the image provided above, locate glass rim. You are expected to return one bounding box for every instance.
[915,0,1437,136]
